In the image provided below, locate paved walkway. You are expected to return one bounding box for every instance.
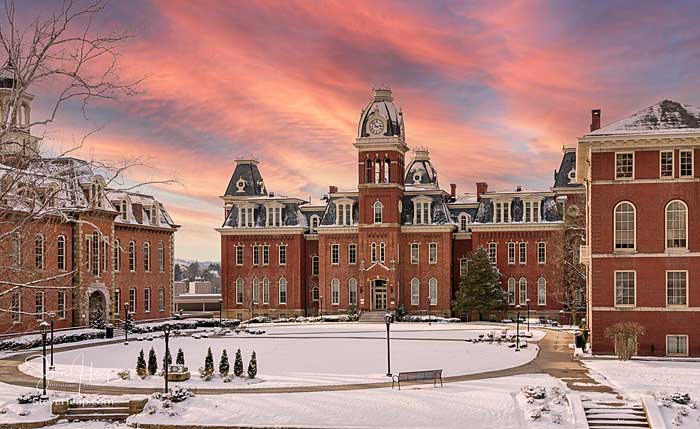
[0,328,615,396]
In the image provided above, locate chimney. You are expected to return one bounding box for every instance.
[329,185,338,194]
[450,183,457,198]
[476,182,488,200]
[590,109,601,132]
[516,185,522,192]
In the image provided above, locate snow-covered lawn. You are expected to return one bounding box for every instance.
[129,374,571,429]
[584,359,700,428]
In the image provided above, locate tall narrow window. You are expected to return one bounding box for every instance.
[666,200,687,249]
[537,277,546,305]
[365,160,373,184]
[34,234,44,270]
[614,202,636,250]
[312,286,319,302]
[410,243,419,264]
[537,242,546,264]
[144,288,151,312]
[380,242,386,263]
[236,245,244,265]
[11,292,20,322]
[102,240,108,272]
[507,242,515,264]
[459,214,469,231]
[312,256,319,275]
[114,290,120,315]
[158,242,165,272]
[235,278,244,304]
[374,201,383,224]
[349,244,357,264]
[263,278,270,304]
[371,242,377,263]
[331,244,339,265]
[159,288,165,311]
[310,215,320,233]
[349,278,357,305]
[128,241,136,271]
[519,242,527,264]
[374,160,381,183]
[488,242,497,263]
[114,239,121,272]
[129,288,136,311]
[144,242,151,272]
[518,277,527,303]
[331,278,339,305]
[660,150,674,178]
[680,149,693,177]
[414,200,432,224]
[279,278,287,304]
[57,235,66,271]
[58,291,66,319]
[459,258,468,277]
[92,232,99,276]
[507,278,516,305]
[429,242,437,264]
[35,291,44,320]
[263,245,270,265]
[428,278,437,305]
[279,244,287,265]
[667,271,687,306]
[411,278,419,306]
[615,152,634,179]
[253,245,260,265]
[11,233,21,267]
[252,278,259,304]
[615,271,636,306]
[384,159,390,183]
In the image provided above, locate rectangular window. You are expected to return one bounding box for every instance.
[58,291,66,319]
[57,237,66,271]
[537,242,546,264]
[252,279,259,304]
[537,279,546,306]
[35,292,44,320]
[144,288,151,312]
[253,245,260,265]
[86,237,92,272]
[159,288,165,312]
[410,243,419,264]
[507,280,516,305]
[349,244,357,265]
[262,245,270,265]
[667,271,687,306]
[236,280,244,304]
[331,244,339,265]
[311,256,319,275]
[429,279,437,306]
[495,202,510,223]
[114,290,120,316]
[92,233,99,276]
[615,152,634,179]
[518,280,527,304]
[660,150,674,178]
[615,271,636,306]
[680,149,693,177]
[459,258,468,277]
[158,243,165,272]
[236,245,244,265]
[666,335,688,356]
[129,288,136,312]
[263,279,270,304]
[11,292,20,322]
[349,281,357,305]
[519,242,527,264]
[279,279,287,304]
[331,281,339,305]
[411,280,419,306]
[279,245,287,265]
[113,240,120,272]
[488,242,497,263]
[507,242,515,264]
[429,243,437,264]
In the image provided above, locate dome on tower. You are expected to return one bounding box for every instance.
[357,88,404,140]
[404,148,438,188]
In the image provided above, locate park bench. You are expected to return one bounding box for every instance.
[391,369,443,390]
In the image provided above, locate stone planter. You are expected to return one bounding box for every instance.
[167,364,190,382]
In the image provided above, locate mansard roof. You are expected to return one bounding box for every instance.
[224,159,267,197]
[400,194,454,226]
[357,88,404,138]
[589,100,700,137]
[223,197,307,228]
[319,194,359,226]
[404,148,439,188]
[473,192,561,223]
[553,148,581,189]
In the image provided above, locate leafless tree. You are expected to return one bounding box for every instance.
[551,208,587,326]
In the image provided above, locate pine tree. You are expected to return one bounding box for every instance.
[452,248,506,320]
[234,348,244,377]
[136,349,147,376]
[176,348,185,365]
[162,347,172,369]
[219,349,230,376]
[204,347,214,375]
[247,351,257,379]
[147,347,158,375]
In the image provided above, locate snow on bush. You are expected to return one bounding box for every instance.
[17,392,43,404]
[0,328,105,351]
[519,386,566,425]
[117,369,131,380]
[164,386,193,403]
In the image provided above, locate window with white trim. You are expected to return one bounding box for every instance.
[429,278,437,305]
[373,201,383,224]
[336,201,353,226]
[34,234,44,270]
[524,201,541,223]
[507,242,515,264]
[262,244,270,265]
[144,242,151,272]
[312,286,319,302]
[519,242,527,264]
[278,244,287,266]
[252,278,259,304]
[331,278,339,305]
[331,244,339,265]
[310,215,320,233]
[235,278,244,304]
[667,271,687,306]
[615,152,634,179]
[680,149,693,177]
[252,245,260,265]
[429,242,437,264]
[495,201,511,223]
[411,278,419,306]
[615,271,635,306]
[129,288,136,312]
[35,291,44,320]
[311,256,319,275]
[666,335,688,356]
[158,288,165,312]
[235,245,244,265]
[614,202,636,250]
[537,242,546,264]
[263,278,270,304]
[158,241,165,272]
[459,258,468,277]
[507,278,516,305]
[518,277,527,303]
[128,241,136,271]
[267,206,283,227]
[666,200,687,249]
[459,213,470,231]
[660,150,674,178]
[58,291,66,319]
[371,242,377,263]
[238,206,255,227]
[57,235,66,271]
[114,290,120,316]
[488,242,497,263]
[349,278,357,305]
[113,239,120,272]
[413,199,432,225]
[278,278,287,304]
[380,242,386,263]
[348,244,357,264]
[410,243,419,264]
[144,288,151,312]
[537,277,546,305]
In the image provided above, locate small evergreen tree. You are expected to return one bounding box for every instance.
[162,347,172,369]
[204,347,214,375]
[136,349,147,375]
[176,348,185,365]
[219,349,230,376]
[147,347,158,375]
[234,348,244,377]
[247,351,257,379]
[452,248,506,320]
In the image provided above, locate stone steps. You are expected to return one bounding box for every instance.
[359,311,388,323]
[52,399,145,423]
[583,399,650,429]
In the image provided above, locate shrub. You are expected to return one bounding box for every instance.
[605,322,645,361]
[247,351,257,378]
[165,386,193,403]
[148,347,158,375]
[219,349,230,376]
[136,349,147,377]
[162,348,172,369]
[234,348,244,377]
[117,369,131,380]
[204,347,214,376]
[176,348,185,365]
[17,392,43,404]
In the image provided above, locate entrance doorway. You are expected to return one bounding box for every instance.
[372,280,387,311]
[88,290,106,328]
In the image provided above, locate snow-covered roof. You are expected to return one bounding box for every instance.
[357,88,404,139]
[589,100,700,136]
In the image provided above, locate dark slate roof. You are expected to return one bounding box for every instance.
[589,100,700,136]
[319,197,360,226]
[224,161,267,197]
[474,196,562,223]
[223,202,305,228]
[448,207,478,224]
[400,194,453,225]
[404,158,438,187]
[553,150,581,188]
[358,89,403,138]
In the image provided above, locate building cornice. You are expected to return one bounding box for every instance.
[316,226,359,234]
[551,186,585,194]
[216,227,307,236]
[469,222,563,232]
[400,225,455,233]
[579,133,700,149]
[592,306,700,312]
[452,232,472,240]
[592,251,700,258]
[591,178,700,186]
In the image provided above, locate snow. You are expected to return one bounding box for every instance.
[128,374,572,429]
[19,323,542,390]
[589,99,700,136]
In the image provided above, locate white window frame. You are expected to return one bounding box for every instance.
[379,242,386,263]
[519,242,527,265]
[410,278,419,306]
[236,245,244,265]
[278,277,287,305]
[665,200,688,251]
[335,199,354,226]
[330,244,339,265]
[159,288,165,312]
[518,277,527,304]
[666,335,689,357]
[458,213,470,231]
[348,244,357,265]
[312,286,319,302]
[428,278,437,306]
[252,244,260,265]
[128,240,136,272]
[58,290,66,319]
[309,215,320,233]
[614,201,636,252]
[507,242,515,265]
[615,151,634,180]
[158,241,165,272]
[144,288,151,313]
[537,277,546,306]
[129,288,136,312]
[238,205,255,228]
[349,278,357,305]
[660,150,674,178]
[666,270,688,307]
[278,244,287,266]
[262,244,270,265]
[494,201,511,223]
[143,242,151,272]
[614,270,636,307]
[235,278,244,304]
[311,256,319,276]
[373,201,383,224]
[35,234,44,270]
[410,242,419,264]
[371,242,377,263]
[331,278,339,305]
[507,278,516,305]
[35,291,44,320]
[412,196,432,225]
[679,149,694,178]
[537,242,546,264]
[428,242,437,264]
[488,242,497,263]
[263,278,270,304]
[57,235,66,271]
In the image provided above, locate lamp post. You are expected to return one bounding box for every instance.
[47,312,56,370]
[39,321,50,399]
[427,294,432,326]
[515,305,521,352]
[219,298,223,325]
[163,324,171,394]
[384,312,393,376]
[123,302,130,345]
[525,298,531,333]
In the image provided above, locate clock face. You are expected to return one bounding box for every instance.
[369,118,384,135]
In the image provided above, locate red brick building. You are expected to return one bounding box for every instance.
[219,89,580,321]
[0,84,179,335]
[578,100,700,357]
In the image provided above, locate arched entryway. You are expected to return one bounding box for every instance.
[371,279,387,311]
[88,290,106,328]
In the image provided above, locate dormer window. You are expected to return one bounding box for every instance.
[310,215,320,233]
[238,205,255,227]
[335,199,354,226]
[494,201,511,223]
[458,213,470,231]
[149,204,159,225]
[236,178,247,192]
[523,200,541,223]
[413,196,432,225]
[119,200,128,221]
[266,205,283,227]
[412,172,422,185]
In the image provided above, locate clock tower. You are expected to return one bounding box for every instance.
[353,88,408,311]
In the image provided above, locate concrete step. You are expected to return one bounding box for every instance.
[66,407,130,415]
[62,413,129,422]
[359,311,388,323]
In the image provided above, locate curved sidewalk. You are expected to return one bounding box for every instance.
[0,328,596,395]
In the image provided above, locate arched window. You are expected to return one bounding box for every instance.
[263,278,270,304]
[365,160,373,184]
[310,215,320,233]
[666,200,688,249]
[384,159,390,183]
[128,241,135,271]
[411,278,420,306]
[57,235,66,271]
[113,239,121,272]
[252,278,259,304]
[371,242,377,263]
[373,201,383,224]
[614,202,636,250]
[143,242,151,272]
[349,278,357,305]
[279,278,287,304]
[380,242,386,263]
[235,278,244,304]
[374,160,381,183]
[507,278,516,305]
[537,277,546,306]
[158,241,165,272]
[331,278,339,305]
[312,286,319,302]
[518,277,527,303]
[459,213,470,232]
[429,278,437,305]
[35,234,44,270]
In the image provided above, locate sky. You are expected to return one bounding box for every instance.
[21,0,700,261]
